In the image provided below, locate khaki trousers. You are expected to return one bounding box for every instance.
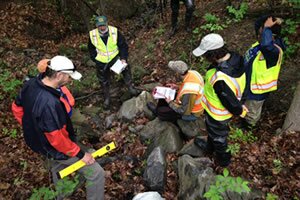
[49,157,105,200]
[244,99,265,126]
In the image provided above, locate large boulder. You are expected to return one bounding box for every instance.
[118,91,155,121]
[139,118,174,141]
[178,140,205,157]
[177,117,206,139]
[143,147,166,192]
[177,155,215,200]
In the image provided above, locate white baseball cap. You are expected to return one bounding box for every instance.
[192,33,224,57]
[48,56,82,80]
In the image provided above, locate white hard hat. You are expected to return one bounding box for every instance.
[48,56,82,80]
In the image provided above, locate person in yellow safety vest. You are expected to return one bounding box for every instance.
[242,15,285,129]
[88,15,140,109]
[192,33,248,167]
[147,60,204,122]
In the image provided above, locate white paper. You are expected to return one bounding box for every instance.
[110,59,128,74]
[152,86,176,100]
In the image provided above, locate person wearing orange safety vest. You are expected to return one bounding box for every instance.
[88,15,139,109]
[12,59,75,125]
[192,33,248,167]
[147,60,204,122]
[243,15,285,129]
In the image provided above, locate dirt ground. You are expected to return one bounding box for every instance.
[0,0,299,199]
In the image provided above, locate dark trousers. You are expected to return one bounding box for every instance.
[205,113,231,166]
[171,0,195,28]
[156,99,182,122]
[95,56,133,91]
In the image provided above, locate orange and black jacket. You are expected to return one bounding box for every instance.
[12,75,84,160]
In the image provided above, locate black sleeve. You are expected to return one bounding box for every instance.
[117,30,128,60]
[213,80,243,116]
[88,37,97,62]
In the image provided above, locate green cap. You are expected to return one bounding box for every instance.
[95,16,107,27]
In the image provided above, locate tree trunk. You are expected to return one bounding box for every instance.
[282,81,300,132]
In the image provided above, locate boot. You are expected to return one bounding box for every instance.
[128,85,141,96]
[169,24,178,38]
[146,102,157,115]
[102,83,110,110]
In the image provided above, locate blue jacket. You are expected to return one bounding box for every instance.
[15,75,84,160]
[244,27,286,100]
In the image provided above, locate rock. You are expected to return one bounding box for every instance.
[118,91,155,121]
[141,118,183,153]
[178,141,205,157]
[177,155,214,200]
[177,117,206,139]
[143,147,166,192]
[105,113,117,129]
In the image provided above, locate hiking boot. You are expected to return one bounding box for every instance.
[128,86,141,96]
[169,26,178,38]
[185,26,192,33]
[103,97,110,110]
[146,102,157,115]
[194,137,208,151]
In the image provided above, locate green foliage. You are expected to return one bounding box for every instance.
[155,24,166,36]
[272,159,283,174]
[288,0,300,8]
[283,37,300,58]
[282,19,298,35]
[229,128,257,143]
[266,193,279,200]
[58,45,75,58]
[204,168,251,200]
[226,2,248,22]
[0,68,22,100]
[30,186,56,200]
[201,13,224,32]
[2,128,18,138]
[30,175,79,200]
[79,43,88,51]
[226,143,240,156]
[72,72,98,91]
[281,19,299,58]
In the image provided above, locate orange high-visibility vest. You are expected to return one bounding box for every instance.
[176,70,204,113]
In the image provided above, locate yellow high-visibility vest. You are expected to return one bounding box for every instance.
[250,42,283,94]
[89,26,119,63]
[176,70,204,113]
[201,68,246,121]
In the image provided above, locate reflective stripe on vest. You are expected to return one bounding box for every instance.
[201,68,246,121]
[176,70,204,113]
[89,26,119,63]
[250,43,283,94]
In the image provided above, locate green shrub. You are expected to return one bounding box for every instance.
[266,193,279,200]
[204,168,251,200]
[201,13,224,31]
[227,2,248,22]
[30,175,79,200]
[0,68,22,100]
[229,128,257,143]
[227,143,240,156]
